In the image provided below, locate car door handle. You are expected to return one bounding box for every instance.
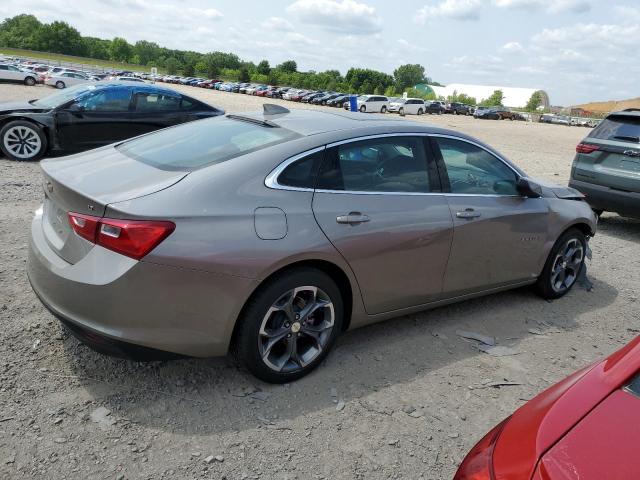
[456,209,481,219]
[336,212,370,225]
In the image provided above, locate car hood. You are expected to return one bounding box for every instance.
[0,101,50,115]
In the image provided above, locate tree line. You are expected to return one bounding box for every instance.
[0,14,439,96]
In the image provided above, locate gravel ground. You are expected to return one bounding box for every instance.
[1,83,639,480]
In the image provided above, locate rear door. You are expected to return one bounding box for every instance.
[312,135,453,314]
[574,114,640,193]
[128,90,187,137]
[431,135,549,296]
[55,86,134,151]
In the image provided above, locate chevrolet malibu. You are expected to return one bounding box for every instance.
[27,106,597,383]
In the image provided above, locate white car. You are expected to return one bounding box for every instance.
[0,64,38,86]
[388,98,426,115]
[45,72,93,89]
[114,76,145,83]
[355,95,389,113]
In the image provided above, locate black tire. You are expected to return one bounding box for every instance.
[234,268,344,383]
[534,228,587,300]
[417,108,424,115]
[24,76,36,86]
[399,107,405,116]
[380,105,387,113]
[359,105,366,113]
[55,81,65,89]
[0,120,48,162]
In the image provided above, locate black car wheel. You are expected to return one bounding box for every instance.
[359,105,366,113]
[55,81,65,89]
[399,107,405,116]
[417,108,424,115]
[24,76,36,86]
[535,228,586,300]
[234,268,344,383]
[380,106,387,113]
[0,120,48,162]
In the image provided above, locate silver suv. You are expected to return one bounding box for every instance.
[569,109,640,218]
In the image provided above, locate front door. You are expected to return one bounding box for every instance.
[56,86,134,151]
[312,135,453,315]
[431,136,549,296]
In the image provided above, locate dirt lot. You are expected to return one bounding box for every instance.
[1,83,639,480]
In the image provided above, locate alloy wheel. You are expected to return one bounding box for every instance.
[3,125,42,160]
[550,238,584,293]
[258,286,335,373]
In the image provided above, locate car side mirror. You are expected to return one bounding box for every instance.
[517,178,543,198]
[67,103,84,113]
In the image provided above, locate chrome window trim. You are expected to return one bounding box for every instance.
[264,145,325,192]
[265,133,524,197]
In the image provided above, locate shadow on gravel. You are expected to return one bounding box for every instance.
[61,276,618,436]
[597,214,640,244]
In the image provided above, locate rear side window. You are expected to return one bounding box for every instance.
[277,150,324,189]
[317,137,431,193]
[134,92,180,112]
[590,115,640,143]
[117,116,301,171]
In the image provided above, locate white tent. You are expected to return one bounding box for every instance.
[427,83,549,109]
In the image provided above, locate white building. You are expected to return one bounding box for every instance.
[424,83,549,109]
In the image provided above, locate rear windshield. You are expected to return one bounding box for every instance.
[117,116,301,171]
[589,115,640,143]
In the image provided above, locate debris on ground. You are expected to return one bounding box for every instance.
[455,330,496,346]
[478,345,520,357]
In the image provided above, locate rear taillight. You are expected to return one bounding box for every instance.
[68,212,174,260]
[453,418,509,480]
[576,143,599,154]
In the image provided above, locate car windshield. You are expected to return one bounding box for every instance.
[589,115,640,143]
[31,84,99,108]
[117,115,302,171]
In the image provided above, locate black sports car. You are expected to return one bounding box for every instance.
[0,82,224,161]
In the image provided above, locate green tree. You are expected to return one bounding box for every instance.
[393,64,426,92]
[277,60,297,73]
[480,90,504,107]
[83,37,110,59]
[133,40,160,65]
[257,59,271,75]
[164,57,180,75]
[182,60,195,76]
[0,14,43,50]
[238,66,250,82]
[525,91,543,111]
[110,37,132,61]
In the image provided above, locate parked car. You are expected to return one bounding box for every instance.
[326,95,349,108]
[454,336,640,480]
[114,76,145,83]
[388,98,426,116]
[26,106,596,382]
[0,82,224,161]
[45,72,93,89]
[569,109,640,218]
[0,63,38,86]
[350,95,389,113]
[424,100,445,115]
[446,102,473,115]
[476,106,515,120]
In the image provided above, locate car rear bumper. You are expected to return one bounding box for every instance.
[27,210,256,358]
[569,179,640,218]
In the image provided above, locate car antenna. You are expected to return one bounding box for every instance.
[263,104,290,116]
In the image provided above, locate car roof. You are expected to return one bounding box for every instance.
[234,107,442,136]
[608,110,640,119]
[89,81,182,94]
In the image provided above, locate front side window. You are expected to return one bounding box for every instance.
[76,87,132,112]
[317,137,431,193]
[435,137,518,195]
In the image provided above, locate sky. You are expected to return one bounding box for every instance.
[2,0,639,105]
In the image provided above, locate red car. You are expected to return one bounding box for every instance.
[454,336,640,480]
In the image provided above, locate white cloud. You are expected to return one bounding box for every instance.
[493,0,591,14]
[287,0,382,34]
[416,0,483,23]
[501,41,523,52]
[262,16,294,31]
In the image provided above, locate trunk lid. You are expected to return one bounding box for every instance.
[40,146,188,264]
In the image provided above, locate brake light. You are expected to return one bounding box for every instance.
[68,212,175,260]
[576,143,599,154]
[453,418,509,480]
